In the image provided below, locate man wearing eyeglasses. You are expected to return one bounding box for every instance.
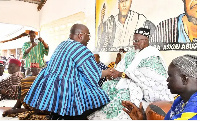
[23,24,111,120]
[88,27,173,120]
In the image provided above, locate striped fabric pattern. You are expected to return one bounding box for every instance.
[20,76,36,110]
[150,16,178,43]
[24,39,110,116]
[0,72,24,100]
[22,42,49,68]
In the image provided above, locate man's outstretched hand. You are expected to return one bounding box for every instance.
[122,100,145,120]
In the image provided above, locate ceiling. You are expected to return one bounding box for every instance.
[0,0,47,43]
[17,0,42,4]
[0,0,47,10]
[18,0,47,10]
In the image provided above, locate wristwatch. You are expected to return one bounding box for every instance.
[122,72,126,78]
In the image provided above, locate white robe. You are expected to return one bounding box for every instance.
[88,46,173,120]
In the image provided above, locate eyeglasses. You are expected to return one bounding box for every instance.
[77,32,91,38]
[133,39,148,42]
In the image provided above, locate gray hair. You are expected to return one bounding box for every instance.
[172,54,197,79]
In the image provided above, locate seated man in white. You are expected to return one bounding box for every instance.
[88,28,173,120]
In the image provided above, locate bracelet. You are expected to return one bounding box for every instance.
[122,72,126,78]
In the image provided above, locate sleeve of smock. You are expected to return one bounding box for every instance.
[78,57,102,87]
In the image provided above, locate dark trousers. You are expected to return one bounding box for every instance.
[49,105,104,120]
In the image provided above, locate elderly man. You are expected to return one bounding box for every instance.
[88,28,173,120]
[0,59,24,100]
[24,24,111,120]
[122,54,197,120]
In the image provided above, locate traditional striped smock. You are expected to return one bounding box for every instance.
[22,41,49,68]
[24,39,110,116]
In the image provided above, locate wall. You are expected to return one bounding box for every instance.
[0,0,40,29]
[38,0,197,66]
[39,0,96,61]
[0,0,39,59]
[40,12,87,61]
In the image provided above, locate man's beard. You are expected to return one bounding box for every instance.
[186,13,197,25]
[135,49,140,54]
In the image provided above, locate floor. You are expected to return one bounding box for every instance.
[0,100,19,120]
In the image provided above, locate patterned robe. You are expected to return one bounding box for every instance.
[0,71,24,100]
[22,41,49,68]
[164,92,197,120]
[6,76,49,120]
[88,46,173,120]
[24,39,110,116]
[150,13,197,43]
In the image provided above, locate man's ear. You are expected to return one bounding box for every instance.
[69,34,72,39]
[77,34,82,40]
[181,74,188,85]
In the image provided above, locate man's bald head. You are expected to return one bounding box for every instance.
[70,24,90,46]
[70,24,88,35]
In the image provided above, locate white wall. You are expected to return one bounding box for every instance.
[130,0,184,26]
[38,0,196,66]
[39,0,96,61]
[0,1,40,30]
[39,0,89,26]
[0,0,198,66]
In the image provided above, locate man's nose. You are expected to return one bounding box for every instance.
[133,42,137,45]
[166,77,169,82]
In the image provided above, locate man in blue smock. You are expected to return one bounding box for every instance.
[24,24,111,120]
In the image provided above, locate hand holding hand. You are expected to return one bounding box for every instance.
[105,68,112,77]
[110,68,120,79]
[106,75,113,80]
[122,101,145,120]
[102,68,111,78]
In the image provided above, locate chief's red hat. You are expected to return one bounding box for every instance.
[9,59,21,67]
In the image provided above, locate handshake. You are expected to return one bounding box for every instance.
[103,68,121,80]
